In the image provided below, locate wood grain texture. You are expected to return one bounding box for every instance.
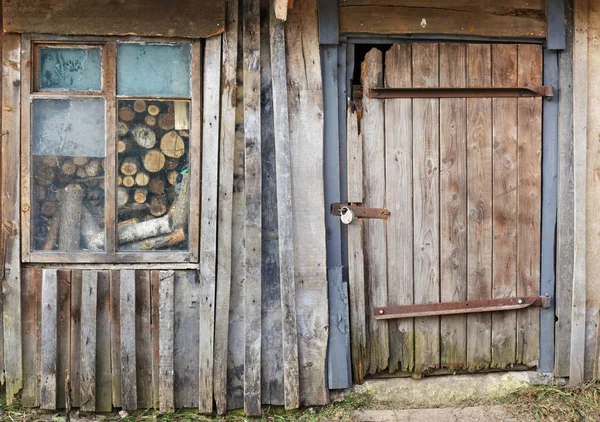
[56,270,71,408]
[285,0,329,406]
[120,269,137,411]
[2,33,23,405]
[80,270,97,412]
[244,0,262,414]
[214,0,239,414]
[69,271,82,408]
[96,271,112,412]
[338,0,546,38]
[173,271,200,408]
[270,2,300,409]
[110,271,122,408]
[361,48,388,375]
[516,43,542,368]
[40,269,58,410]
[22,268,41,407]
[151,271,160,409]
[439,43,467,370]
[490,44,518,369]
[159,271,175,413]
[135,270,152,408]
[198,34,222,415]
[4,0,225,38]
[412,43,440,376]
[466,44,492,371]
[346,108,367,383]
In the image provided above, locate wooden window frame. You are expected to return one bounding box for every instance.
[21,34,202,264]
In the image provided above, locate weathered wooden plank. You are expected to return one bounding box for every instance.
[361,48,388,374]
[412,43,440,376]
[150,271,160,409]
[80,270,98,412]
[438,43,467,370]
[465,44,493,371]
[491,44,518,369]
[244,0,262,415]
[69,271,82,408]
[516,44,542,368]
[260,0,284,406]
[285,0,329,405]
[274,0,288,20]
[109,270,122,408]
[96,271,112,412]
[214,0,239,414]
[338,1,546,38]
[120,269,137,411]
[22,268,41,407]
[384,44,414,374]
[159,271,175,413]
[4,0,225,38]
[40,269,58,410]
[270,2,300,408]
[555,0,574,378]
[135,270,153,409]
[2,33,23,405]
[198,34,222,415]
[174,271,200,408]
[56,270,71,408]
[346,108,367,382]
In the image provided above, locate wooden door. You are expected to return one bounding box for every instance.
[346,43,543,381]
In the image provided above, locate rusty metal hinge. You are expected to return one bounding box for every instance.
[369,86,554,99]
[373,295,551,320]
[330,203,390,224]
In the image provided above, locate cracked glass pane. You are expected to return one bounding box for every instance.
[117,43,191,97]
[38,47,102,91]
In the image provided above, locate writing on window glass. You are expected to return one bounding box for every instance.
[39,47,102,91]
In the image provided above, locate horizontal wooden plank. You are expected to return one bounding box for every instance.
[339,1,546,38]
[3,0,225,38]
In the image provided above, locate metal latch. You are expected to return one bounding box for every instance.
[373,295,551,320]
[330,203,390,225]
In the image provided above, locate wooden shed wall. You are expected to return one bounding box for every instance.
[0,0,329,414]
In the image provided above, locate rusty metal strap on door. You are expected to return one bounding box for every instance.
[373,295,550,320]
[369,86,554,99]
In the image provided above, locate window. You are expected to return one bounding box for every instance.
[22,39,201,263]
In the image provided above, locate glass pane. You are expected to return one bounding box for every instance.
[117,43,191,97]
[31,99,106,251]
[117,99,190,252]
[38,47,102,91]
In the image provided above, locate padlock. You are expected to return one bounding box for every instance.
[340,206,354,225]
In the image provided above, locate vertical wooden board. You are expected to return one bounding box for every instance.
[270,3,300,408]
[80,270,98,412]
[110,270,122,408]
[173,271,200,408]
[285,0,329,406]
[199,34,222,414]
[70,270,82,408]
[214,0,239,414]
[120,269,137,411]
[227,42,246,410]
[466,43,493,371]
[135,270,152,409]
[412,43,440,375]
[22,267,41,407]
[2,33,22,405]
[40,269,58,410]
[159,271,175,413]
[516,43,542,367]
[361,48,388,374]
[491,44,519,369]
[260,0,284,406]
[384,44,414,374]
[56,270,71,408]
[244,0,262,415]
[150,271,160,409]
[96,271,112,412]
[438,43,467,370]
